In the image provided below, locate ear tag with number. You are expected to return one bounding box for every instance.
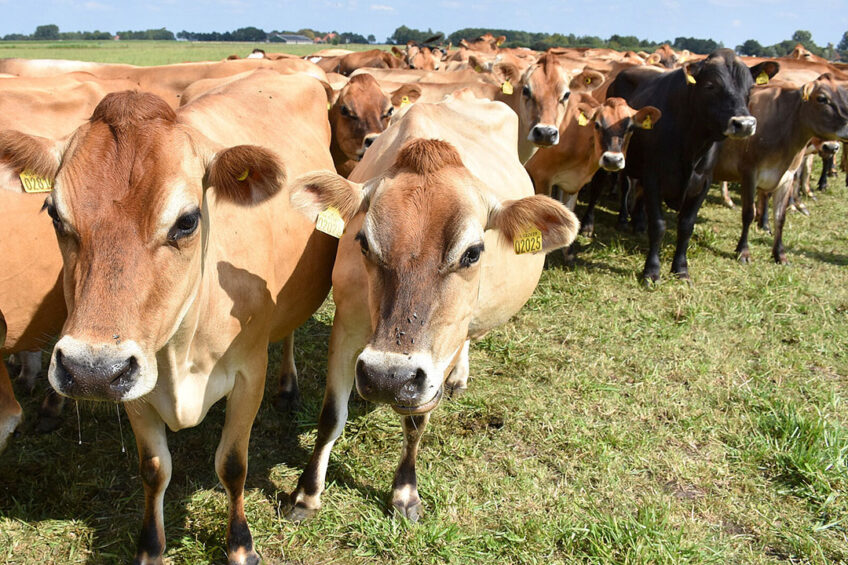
[685,73,697,85]
[641,115,653,129]
[756,71,769,85]
[400,95,411,107]
[316,206,345,238]
[513,226,542,254]
[501,80,514,95]
[237,169,249,181]
[19,170,52,193]
[577,112,589,126]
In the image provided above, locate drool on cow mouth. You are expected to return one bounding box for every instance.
[392,387,443,415]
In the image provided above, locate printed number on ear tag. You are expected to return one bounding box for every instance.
[513,227,542,254]
[19,170,52,193]
[501,80,514,95]
[756,71,769,85]
[316,207,345,238]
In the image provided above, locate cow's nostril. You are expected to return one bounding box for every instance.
[414,367,426,383]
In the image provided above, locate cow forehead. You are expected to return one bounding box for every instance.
[341,79,388,108]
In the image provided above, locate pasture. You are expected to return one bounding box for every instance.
[0,43,846,564]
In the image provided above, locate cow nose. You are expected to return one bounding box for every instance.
[600,151,625,171]
[52,347,139,401]
[725,116,757,139]
[355,355,430,406]
[529,124,560,146]
[363,133,379,150]
[821,141,840,156]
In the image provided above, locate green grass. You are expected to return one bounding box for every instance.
[0,40,387,66]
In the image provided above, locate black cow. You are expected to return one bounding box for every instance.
[608,48,779,282]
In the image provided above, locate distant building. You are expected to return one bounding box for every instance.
[270,33,313,44]
[314,33,337,44]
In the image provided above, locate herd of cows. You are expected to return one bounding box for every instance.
[0,33,846,564]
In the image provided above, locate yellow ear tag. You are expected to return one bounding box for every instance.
[316,206,345,238]
[236,169,249,181]
[641,115,653,129]
[496,38,504,47]
[756,71,769,85]
[19,170,52,193]
[327,102,332,111]
[501,80,514,95]
[514,226,542,254]
[474,65,483,73]
[686,73,697,85]
[585,76,592,85]
[400,95,411,107]
[577,112,589,126]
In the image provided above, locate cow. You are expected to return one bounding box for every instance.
[713,75,848,264]
[312,49,406,76]
[479,50,605,163]
[0,70,339,563]
[392,42,444,71]
[328,73,422,177]
[284,93,579,523]
[607,48,779,282]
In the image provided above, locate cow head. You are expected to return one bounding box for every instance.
[799,74,848,142]
[492,52,604,150]
[331,74,421,162]
[576,97,662,172]
[0,91,286,402]
[681,49,778,140]
[403,42,443,71]
[291,139,578,414]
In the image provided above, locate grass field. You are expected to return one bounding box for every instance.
[0,40,384,65]
[0,42,847,564]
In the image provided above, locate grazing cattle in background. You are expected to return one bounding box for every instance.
[608,49,779,282]
[312,49,406,76]
[0,71,338,563]
[392,42,444,71]
[648,44,692,68]
[285,94,578,523]
[328,73,422,177]
[479,50,605,163]
[526,94,661,213]
[713,75,848,264]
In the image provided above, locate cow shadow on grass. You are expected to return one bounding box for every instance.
[0,313,386,564]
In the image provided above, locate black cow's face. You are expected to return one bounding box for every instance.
[684,49,778,141]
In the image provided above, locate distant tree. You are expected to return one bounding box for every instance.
[297,28,316,40]
[792,30,813,45]
[388,26,441,45]
[33,24,60,40]
[3,33,27,40]
[116,28,175,40]
[338,32,367,44]
[737,39,765,56]
[367,34,376,44]
[673,36,719,54]
[839,31,848,52]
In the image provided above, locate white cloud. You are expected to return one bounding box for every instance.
[370,3,394,11]
[83,0,111,9]
[732,19,741,27]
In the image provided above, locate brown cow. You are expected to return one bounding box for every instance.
[0,70,338,563]
[713,75,848,264]
[392,42,444,71]
[310,49,406,76]
[329,73,421,177]
[285,93,579,522]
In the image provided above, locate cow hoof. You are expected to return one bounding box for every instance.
[775,254,789,265]
[737,250,752,264]
[132,554,164,565]
[285,503,318,523]
[0,414,22,455]
[579,224,595,238]
[642,276,659,289]
[273,388,301,413]
[392,500,423,522]
[797,203,810,216]
[722,198,735,209]
[228,549,261,565]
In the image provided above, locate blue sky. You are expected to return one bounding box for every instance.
[1,0,846,47]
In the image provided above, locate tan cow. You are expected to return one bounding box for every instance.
[328,73,421,177]
[0,70,338,563]
[392,42,445,71]
[0,311,17,453]
[310,49,406,76]
[284,93,579,522]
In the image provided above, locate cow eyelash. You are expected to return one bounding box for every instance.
[355,232,369,255]
[383,107,394,119]
[459,243,484,268]
[168,209,202,245]
[340,105,357,119]
[522,84,531,97]
[43,201,67,237]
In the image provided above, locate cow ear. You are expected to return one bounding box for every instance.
[391,46,404,59]
[495,35,506,47]
[633,106,662,130]
[487,195,579,253]
[575,102,597,126]
[682,61,700,85]
[468,55,488,73]
[318,80,335,109]
[289,170,365,226]
[749,60,780,84]
[391,84,422,107]
[569,70,605,93]
[0,130,62,193]
[492,61,520,85]
[206,145,285,205]
[646,53,661,66]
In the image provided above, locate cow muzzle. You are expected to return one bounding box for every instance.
[49,336,153,402]
[355,348,443,414]
[528,124,560,147]
[599,151,626,172]
[725,116,757,139]
[821,141,841,157]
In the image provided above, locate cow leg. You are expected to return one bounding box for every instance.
[563,193,580,260]
[35,389,66,433]
[670,177,710,280]
[127,403,171,565]
[756,192,771,234]
[17,350,42,394]
[274,333,300,412]
[580,172,611,238]
[444,340,469,398]
[0,360,22,454]
[641,178,664,282]
[215,358,266,565]
[735,174,756,264]
[391,412,430,522]
[720,182,734,208]
[288,324,358,521]
[616,174,632,230]
[772,176,793,264]
[818,154,834,190]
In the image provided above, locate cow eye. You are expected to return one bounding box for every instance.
[522,84,531,97]
[459,243,484,268]
[561,91,571,103]
[340,105,356,119]
[355,232,369,256]
[44,200,67,237]
[594,121,602,130]
[383,106,394,119]
[168,209,201,243]
[816,94,828,104]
